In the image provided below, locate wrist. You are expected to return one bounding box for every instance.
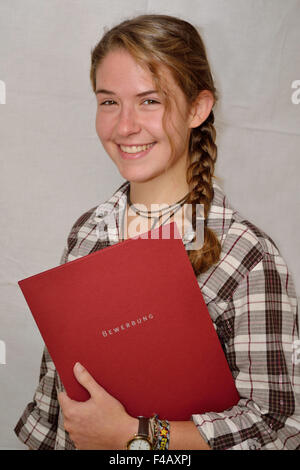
[125,416,155,450]
[120,415,139,450]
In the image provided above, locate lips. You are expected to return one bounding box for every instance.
[117,142,156,160]
[119,142,156,154]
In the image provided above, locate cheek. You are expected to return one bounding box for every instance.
[166,116,189,150]
[151,113,167,138]
[95,112,112,143]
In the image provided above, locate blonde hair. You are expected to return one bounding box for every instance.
[90,14,222,275]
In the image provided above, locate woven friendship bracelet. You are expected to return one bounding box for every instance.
[158,418,170,450]
[149,415,158,449]
[152,415,170,450]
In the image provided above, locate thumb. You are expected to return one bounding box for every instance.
[73,362,101,398]
[57,390,75,410]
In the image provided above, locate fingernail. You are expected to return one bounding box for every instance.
[74,362,84,373]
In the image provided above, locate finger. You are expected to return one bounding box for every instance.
[73,362,103,398]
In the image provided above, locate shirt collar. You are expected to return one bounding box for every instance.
[93,180,235,246]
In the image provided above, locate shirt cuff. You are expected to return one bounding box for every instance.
[191,401,265,450]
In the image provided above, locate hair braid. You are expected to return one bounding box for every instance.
[186,111,222,276]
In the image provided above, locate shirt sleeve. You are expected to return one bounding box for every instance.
[14,206,100,449]
[14,346,61,449]
[192,252,300,450]
[14,248,70,450]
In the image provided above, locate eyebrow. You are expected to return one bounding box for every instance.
[95,88,159,97]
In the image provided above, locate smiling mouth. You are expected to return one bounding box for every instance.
[118,142,156,154]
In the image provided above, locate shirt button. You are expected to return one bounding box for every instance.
[248,439,260,450]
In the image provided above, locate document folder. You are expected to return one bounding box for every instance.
[18,222,239,420]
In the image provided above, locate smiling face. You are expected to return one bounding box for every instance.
[94,48,195,184]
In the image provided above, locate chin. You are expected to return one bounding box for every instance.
[119,172,152,183]
[117,164,160,183]
[119,169,163,184]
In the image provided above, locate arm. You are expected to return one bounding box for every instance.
[168,421,211,450]
[14,205,98,450]
[14,247,74,450]
[58,363,211,450]
[191,252,300,450]
[57,251,299,450]
[14,346,61,450]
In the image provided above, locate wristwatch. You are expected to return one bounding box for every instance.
[126,416,152,450]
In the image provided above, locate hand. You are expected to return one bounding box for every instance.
[58,362,138,450]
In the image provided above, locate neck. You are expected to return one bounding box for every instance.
[128,157,190,210]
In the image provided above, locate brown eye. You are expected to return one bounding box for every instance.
[143,99,159,105]
[100,100,116,106]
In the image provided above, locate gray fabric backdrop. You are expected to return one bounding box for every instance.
[0,0,299,449]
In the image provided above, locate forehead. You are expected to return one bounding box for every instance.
[95,48,178,97]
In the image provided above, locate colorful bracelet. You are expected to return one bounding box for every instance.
[149,415,157,449]
[150,414,170,450]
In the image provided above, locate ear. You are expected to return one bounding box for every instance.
[188,90,214,129]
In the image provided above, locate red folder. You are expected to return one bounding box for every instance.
[18,222,239,420]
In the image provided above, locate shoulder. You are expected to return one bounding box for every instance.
[63,181,130,260]
[200,182,292,312]
[209,181,281,261]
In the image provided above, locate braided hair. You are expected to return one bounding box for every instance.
[90,14,222,276]
[187,110,221,275]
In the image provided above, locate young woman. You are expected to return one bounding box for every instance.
[15,14,299,450]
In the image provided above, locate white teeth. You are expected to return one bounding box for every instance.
[120,143,155,154]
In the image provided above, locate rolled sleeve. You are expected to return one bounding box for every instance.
[192,252,300,450]
[14,347,60,449]
[14,246,75,450]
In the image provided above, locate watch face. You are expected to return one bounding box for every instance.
[128,438,151,450]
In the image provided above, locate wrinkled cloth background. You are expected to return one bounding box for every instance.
[0,0,299,449]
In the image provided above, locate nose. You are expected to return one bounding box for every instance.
[116,104,141,137]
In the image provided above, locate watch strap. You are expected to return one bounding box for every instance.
[126,416,152,450]
[137,416,149,438]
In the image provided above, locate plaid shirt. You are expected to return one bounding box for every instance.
[14,180,300,450]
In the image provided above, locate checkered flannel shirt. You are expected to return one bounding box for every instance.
[14,180,300,450]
